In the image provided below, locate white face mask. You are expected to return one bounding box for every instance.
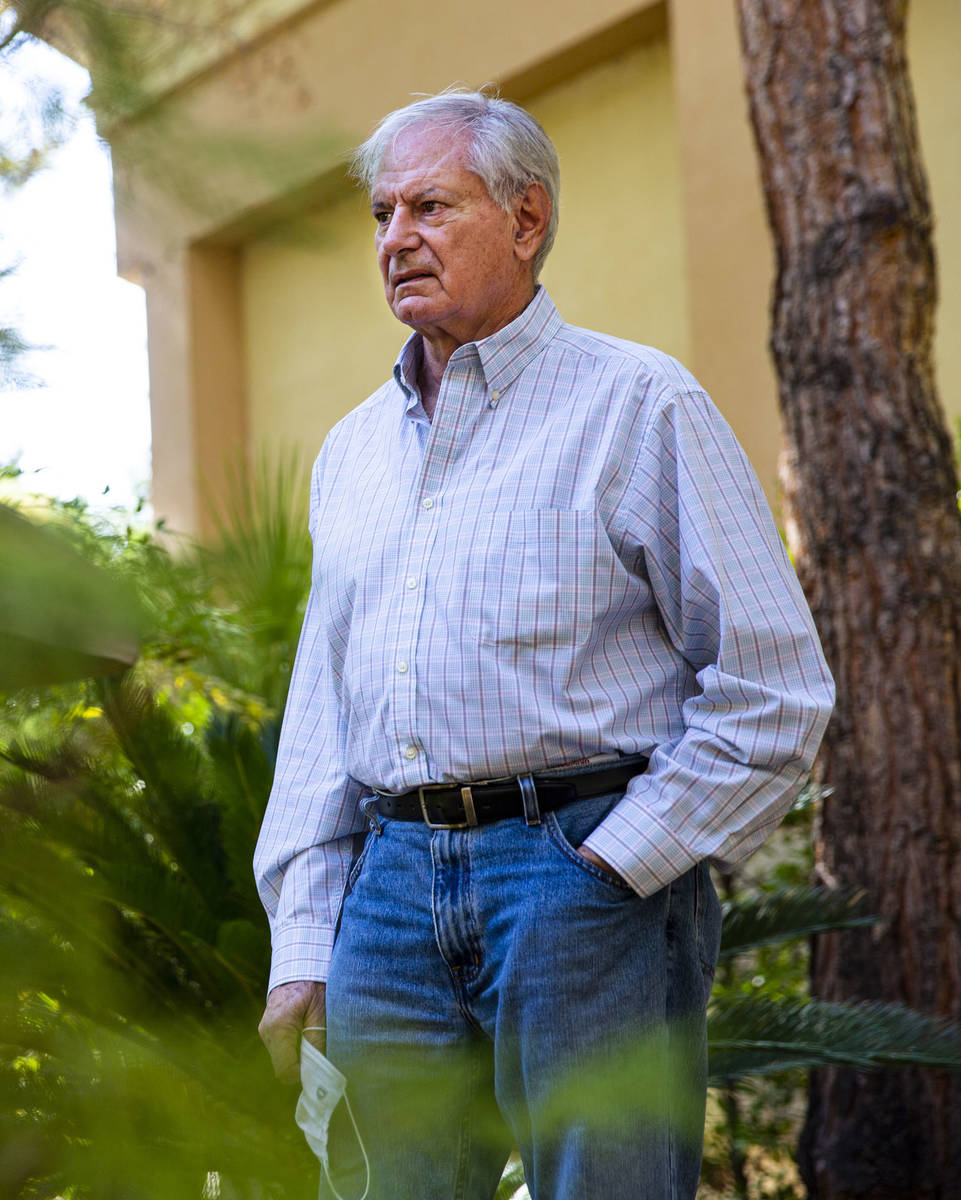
[295,1031,370,1200]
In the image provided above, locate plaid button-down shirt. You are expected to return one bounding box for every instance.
[254,288,834,991]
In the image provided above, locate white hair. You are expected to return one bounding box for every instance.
[350,88,560,279]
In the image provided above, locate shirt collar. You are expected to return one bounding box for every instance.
[473,286,563,396]
[391,287,563,408]
[393,335,425,414]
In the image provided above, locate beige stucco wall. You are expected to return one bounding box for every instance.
[243,35,690,466]
[528,38,691,363]
[668,0,780,508]
[243,194,401,461]
[910,0,961,427]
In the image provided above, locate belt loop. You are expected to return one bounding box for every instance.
[361,795,384,835]
[518,773,540,826]
[461,786,479,827]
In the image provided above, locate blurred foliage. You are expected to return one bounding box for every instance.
[495,1155,527,1200]
[3,1,242,132]
[2,4,90,391]
[0,500,142,689]
[0,459,314,1198]
[1,5,84,194]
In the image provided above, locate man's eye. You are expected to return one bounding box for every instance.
[373,210,391,226]
[421,201,440,214]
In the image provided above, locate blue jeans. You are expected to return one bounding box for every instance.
[325,774,722,1200]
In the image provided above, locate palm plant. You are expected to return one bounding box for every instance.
[701,850,961,1198]
[709,876,961,1086]
[1,677,315,1198]
[1,461,314,1198]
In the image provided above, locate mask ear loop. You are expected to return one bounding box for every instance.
[300,1027,371,1200]
[334,1094,370,1200]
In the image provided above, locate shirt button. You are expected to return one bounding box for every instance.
[421,498,434,510]
[397,661,408,673]
[404,744,418,760]
[406,576,418,589]
[490,389,501,404]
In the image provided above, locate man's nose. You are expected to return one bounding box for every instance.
[380,207,419,255]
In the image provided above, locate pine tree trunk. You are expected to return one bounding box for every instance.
[734,2,961,1196]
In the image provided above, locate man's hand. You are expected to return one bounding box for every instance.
[576,844,625,882]
[258,980,327,1084]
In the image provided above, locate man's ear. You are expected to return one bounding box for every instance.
[511,181,551,263]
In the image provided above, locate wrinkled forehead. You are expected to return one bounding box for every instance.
[372,121,475,188]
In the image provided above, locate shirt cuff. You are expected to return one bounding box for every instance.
[581,803,699,897]
[267,922,337,993]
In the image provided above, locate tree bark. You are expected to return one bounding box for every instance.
[734,2,961,1196]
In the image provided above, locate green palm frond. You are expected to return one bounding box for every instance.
[131,446,312,709]
[214,918,271,988]
[196,446,309,700]
[204,708,279,921]
[708,996,961,1083]
[97,675,237,916]
[495,1156,529,1200]
[0,504,142,689]
[719,886,875,958]
[0,725,88,783]
[5,815,221,1006]
[0,819,152,1003]
[1,680,269,1022]
[102,858,219,950]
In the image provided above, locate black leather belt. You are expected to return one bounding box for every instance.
[372,758,647,830]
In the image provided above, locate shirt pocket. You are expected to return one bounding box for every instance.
[474,508,601,650]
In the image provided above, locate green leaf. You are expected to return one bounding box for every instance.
[719,886,875,958]
[0,504,142,690]
[708,996,961,1083]
[495,1155,528,1199]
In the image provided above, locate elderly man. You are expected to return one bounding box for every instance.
[255,90,834,1199]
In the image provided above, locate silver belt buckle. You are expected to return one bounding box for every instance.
[418,785,479,830]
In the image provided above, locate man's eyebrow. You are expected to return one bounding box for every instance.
[370,186,451,211]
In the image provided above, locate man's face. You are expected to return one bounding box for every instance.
[370,124,532,349]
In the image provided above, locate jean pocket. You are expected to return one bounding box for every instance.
[345,828,377,893]
[544,791,635,892]
[333,830,375,945]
